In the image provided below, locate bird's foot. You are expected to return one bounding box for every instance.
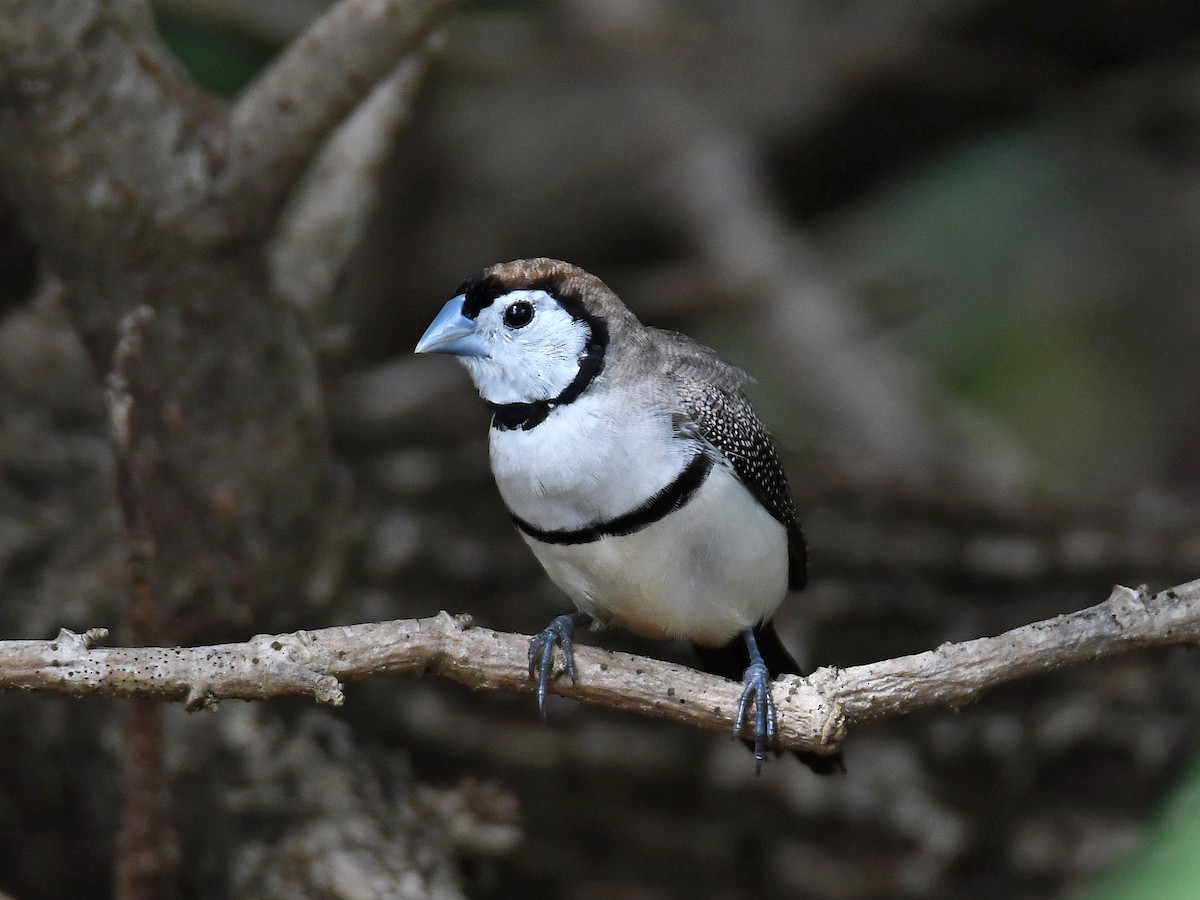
[733,629,777,774]
[734,659,776,774]
[527,612,591,717]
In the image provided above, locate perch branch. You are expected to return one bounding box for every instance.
[2,580,1198,757]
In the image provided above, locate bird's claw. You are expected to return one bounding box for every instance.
[527,613,583,717]
[733,658,777,774]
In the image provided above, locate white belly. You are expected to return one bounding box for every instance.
[520,463,789,646]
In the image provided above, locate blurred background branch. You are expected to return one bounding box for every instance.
[221,0,458,231]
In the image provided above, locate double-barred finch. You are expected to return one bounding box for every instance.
[416,258,842,774]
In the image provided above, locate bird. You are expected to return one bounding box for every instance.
[415,258,841,773]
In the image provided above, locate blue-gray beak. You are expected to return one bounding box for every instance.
[414,295,489,357]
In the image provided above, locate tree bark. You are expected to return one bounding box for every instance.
[0,0,452,626]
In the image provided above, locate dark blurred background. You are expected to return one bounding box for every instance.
[4,0,1200,897]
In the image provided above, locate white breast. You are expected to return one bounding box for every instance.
[489,389,694,531]
[489,394,788,646]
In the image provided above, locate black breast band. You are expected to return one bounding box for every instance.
[510,452,714,546]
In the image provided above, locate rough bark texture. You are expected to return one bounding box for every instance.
[2,581,1198,763]
[0,0,454,630]
[0,0,331,626]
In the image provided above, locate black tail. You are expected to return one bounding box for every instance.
[694,623,844,775]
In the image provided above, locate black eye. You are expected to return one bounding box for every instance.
[503,300,534,328]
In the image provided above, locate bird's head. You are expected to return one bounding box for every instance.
[416,258,634,408]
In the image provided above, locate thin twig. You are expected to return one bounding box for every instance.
[106,307,178,900]
[1,580,1197,760]
[107,307,158,646]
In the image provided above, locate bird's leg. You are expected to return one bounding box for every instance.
[733,627,777,774]
[528,612,593,717]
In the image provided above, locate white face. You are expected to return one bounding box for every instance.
[459,289,593,405]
